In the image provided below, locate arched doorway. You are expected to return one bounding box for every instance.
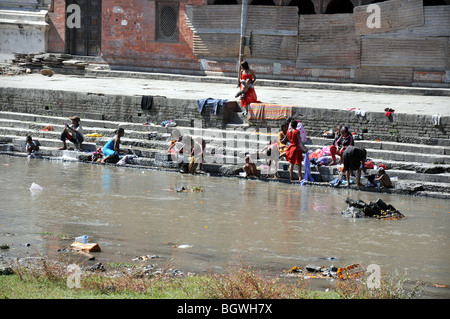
[325,0,354,14]
[213,0,238,4]
[250,0,276,5]
[423,0,447,5]
[288,0,316,14]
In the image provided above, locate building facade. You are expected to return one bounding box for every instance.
[2,0,450,87]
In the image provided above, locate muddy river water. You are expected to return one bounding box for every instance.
[1,156,449,297]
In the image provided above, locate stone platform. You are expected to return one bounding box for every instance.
[0,71,449,198]
[0,110,449,199]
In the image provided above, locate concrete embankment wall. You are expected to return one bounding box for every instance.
[0,86,448,147]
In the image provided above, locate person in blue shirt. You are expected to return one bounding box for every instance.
[26,135,40,156]
[101,128,127,163]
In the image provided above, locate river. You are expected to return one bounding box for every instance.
[1,155,449,298]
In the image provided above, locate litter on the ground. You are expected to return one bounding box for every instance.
[69,241,101,252]
[284,263,365,280]
[132,255,159,261]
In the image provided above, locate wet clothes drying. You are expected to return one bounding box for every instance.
[197,98,228,115]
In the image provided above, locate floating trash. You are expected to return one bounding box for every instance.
[132,255,159,261]
[163,242,193,249]
[172,186,204,193]
[176,244,193,249]
[30,183,43,193]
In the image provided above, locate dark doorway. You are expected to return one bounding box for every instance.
[65,0,101,56]
[288,0,316,14]
[423,0,447,5]
[250,0,276,5]
[213,0,238,4]
[325,0,354,14]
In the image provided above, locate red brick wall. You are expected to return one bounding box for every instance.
[101,0,204,70]
[47,0,66,53]
[47,0,205,70]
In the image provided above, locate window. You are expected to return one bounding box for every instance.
[156,2,179,43]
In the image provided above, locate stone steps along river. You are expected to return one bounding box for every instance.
[0,111,449,198]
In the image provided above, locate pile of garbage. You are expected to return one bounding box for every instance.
[285,263,365,280]
[342,198,405,219]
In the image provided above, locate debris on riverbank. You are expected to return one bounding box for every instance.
[341,198,405,219]
[284,263,365,281]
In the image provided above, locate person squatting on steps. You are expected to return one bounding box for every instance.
[26,135,40,156]
[60,116,84,151]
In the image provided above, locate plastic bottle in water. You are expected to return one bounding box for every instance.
[75,235,88,243]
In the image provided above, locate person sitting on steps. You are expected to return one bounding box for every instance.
[101,128,129,164]
[329,126,354,165]
[60,116,84,151]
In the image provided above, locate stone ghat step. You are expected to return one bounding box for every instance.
[1,112,450,156]
[3,123,450,169]
[2,124,450,172]
[2,113,449,198]
[2,146,449,199]
[308,136,450,156]
[3,137,450,185]
[2,112,450,167]
[1,114,450,156]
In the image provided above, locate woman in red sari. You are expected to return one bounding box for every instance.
[238,61,257,115]
[285,120,305,181]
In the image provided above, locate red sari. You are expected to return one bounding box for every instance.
[240,72,258,108]
[285,129,303,165]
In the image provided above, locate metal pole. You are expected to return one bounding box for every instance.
[238,0,248,84]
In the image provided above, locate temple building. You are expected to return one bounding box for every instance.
[1,0,449,87]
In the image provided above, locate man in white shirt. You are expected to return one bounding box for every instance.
[60,116,84,151]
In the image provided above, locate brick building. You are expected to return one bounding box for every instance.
[1,0,449,87]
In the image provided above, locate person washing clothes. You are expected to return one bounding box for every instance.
[243,155,259,177]
[342,146,368,187]
[101,128,129,163]
[285,119,307,181]
[26,135,40,156]
[375,167,392,188]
